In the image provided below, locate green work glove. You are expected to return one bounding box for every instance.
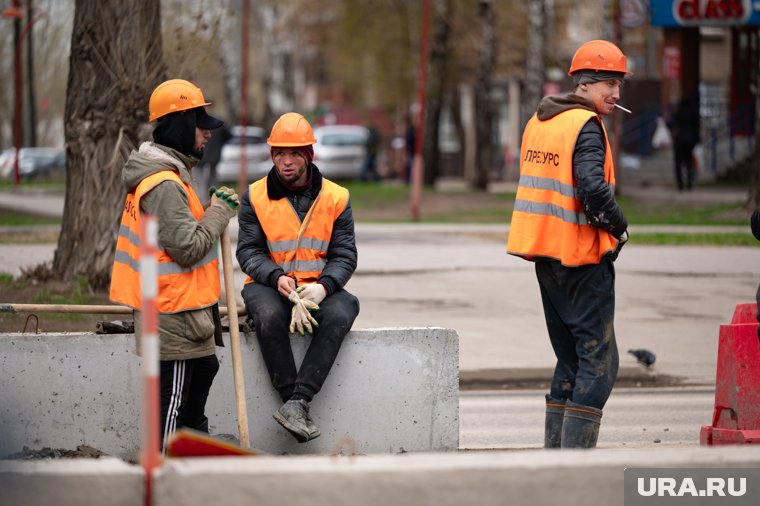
[209,185,240,214]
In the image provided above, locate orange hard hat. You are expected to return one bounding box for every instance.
[568,40,632,76]
[267,112,317,147]
[149,79,211,122]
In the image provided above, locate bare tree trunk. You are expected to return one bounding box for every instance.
[472,0,495,190]
[219,1,241,126]
[521,0,546,130]
[53,0,166,290]
[748,27,760,209]
[422,0,451,186]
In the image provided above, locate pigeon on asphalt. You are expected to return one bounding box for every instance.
[628,348,656,368]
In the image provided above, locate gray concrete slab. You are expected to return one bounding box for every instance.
[0,457,143,506]
[0,328,459,460]
[3,447,759,506]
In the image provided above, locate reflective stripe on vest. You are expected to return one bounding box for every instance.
[109,170,220,313]
[244,176,349,286]
[506,108,619,266]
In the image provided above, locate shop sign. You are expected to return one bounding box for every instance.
[650,0,760,26]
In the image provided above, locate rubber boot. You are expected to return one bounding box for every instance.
[544,396,565,448]
[561,400,602,449]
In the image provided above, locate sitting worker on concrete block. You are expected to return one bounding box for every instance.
[236,112,360,443]
[110,79,239,452]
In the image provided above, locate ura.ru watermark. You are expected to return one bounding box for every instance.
[625,468,759,505]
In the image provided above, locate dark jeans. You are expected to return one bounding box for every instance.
[535,258,619,410]
[242,282,360,403]
[159,354,219,451]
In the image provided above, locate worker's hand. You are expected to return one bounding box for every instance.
[288,291,319,335]
[277,275,296,297]
[209,185,239,217]
[610,230,628,261]
[296,283,326,306]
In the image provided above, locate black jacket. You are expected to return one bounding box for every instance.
[236,165,358,294]
[535,93,628,239]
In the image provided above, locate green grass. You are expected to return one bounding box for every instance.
[616,196,747,225]
[0,179,65,191]
[0,208,61,226]
[30,276,91,306]
[631,233,759,246]
[342,181,409,209]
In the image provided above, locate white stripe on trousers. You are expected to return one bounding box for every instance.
[162,360,186,454]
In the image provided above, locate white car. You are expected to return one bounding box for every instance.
[0,147,66,180]
[313,125,369,180]
[215,126,272,183]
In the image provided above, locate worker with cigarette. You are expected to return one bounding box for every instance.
[236,112,360,443]
[507,40,630,449]
[110,79,239,452]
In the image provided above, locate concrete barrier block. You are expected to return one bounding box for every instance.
[0,457,143,506]
[0,327,458,460]
[153,447,760,506]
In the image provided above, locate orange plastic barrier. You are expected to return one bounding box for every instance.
[700,303,760,445]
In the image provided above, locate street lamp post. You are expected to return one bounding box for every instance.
[2,1,46,187]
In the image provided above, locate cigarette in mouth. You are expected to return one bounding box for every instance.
[614,103,632,114]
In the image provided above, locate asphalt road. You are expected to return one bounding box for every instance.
[460,386,715,450]
[1,221,757,387]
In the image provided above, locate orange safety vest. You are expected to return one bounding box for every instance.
[110,170,220,313]
[507,108,619,266]
[244,177,349,285]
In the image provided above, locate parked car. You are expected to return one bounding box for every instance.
[313,125,369,180]
[215,126,272,183]
[0,147,66,180]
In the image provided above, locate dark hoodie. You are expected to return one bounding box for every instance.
[532,93,627,239]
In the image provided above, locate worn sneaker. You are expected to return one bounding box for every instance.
[273,399,321,443]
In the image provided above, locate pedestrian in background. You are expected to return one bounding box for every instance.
[668,96,700,191]
[199,120,232,190]
[361,124,380,182]
[507,40,630,449]
[236,112,360,443]
[110,79,239,452]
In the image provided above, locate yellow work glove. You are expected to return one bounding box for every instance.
[288,291,319,335]
[296,283,327,306]
[209,185,239,218]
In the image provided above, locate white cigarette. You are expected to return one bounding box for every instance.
[614,103,632,114]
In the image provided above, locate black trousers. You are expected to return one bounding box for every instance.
[674,143,695,190]
[243,282,360,403]
[159,354,219,452]
[535,258,619,410]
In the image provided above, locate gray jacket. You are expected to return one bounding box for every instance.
[122,142,230,360]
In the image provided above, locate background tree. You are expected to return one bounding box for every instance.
[472,0,495,190]
[748,28,760,209]
[422,0,452,186]
[521,0,546,129]
[52,0,166,289]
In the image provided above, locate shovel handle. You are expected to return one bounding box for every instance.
[220,227,250,448]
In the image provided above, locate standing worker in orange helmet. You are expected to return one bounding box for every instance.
[110,79,240,452]
[507,40,630,448]
[236,112,360,443]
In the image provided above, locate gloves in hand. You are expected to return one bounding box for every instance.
[296,283,327,306]
[209,185,240,216]
[288,291,319,335]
